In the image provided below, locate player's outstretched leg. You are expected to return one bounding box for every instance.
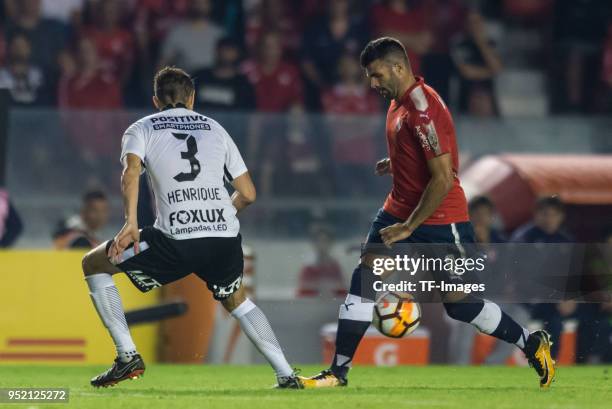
[222,286,302,389]
[444,296,555,387]
[300,264,376,388]
[82,243,145,388]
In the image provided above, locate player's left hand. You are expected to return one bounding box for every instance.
[380,223,413,248]
[108,220,140,264]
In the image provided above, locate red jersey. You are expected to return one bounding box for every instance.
[370,3,430,74]
[296,260,347,298]
[383,77,468,225]
[241,60,303,112]
[322,85,380,164]
[83,28,134,79]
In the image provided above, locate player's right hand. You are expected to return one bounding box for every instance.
[108,220,140,263]
[375,158,391,176]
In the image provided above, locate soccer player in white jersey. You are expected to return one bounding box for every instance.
[81,67,303,389]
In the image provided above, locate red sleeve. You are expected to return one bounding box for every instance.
[411,103,451,161]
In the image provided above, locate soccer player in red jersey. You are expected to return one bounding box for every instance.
[301,37,555,389]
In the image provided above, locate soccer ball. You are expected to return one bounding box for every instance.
[372,292,421,338]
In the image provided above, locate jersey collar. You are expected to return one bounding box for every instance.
[162,103,187,111]
[398,76,425,107]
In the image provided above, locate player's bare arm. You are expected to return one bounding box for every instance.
[230,172,256,213]
[108,153,142,262]
[380,153,454,247]
[374,157,391,176]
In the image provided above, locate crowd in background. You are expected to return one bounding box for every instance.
[0,0,611,115]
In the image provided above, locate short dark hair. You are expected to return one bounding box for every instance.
[360,37,408,68]
[154,66,195,106]
[468,195,495,213]
[83,190,107,204]
[535,195,565,212]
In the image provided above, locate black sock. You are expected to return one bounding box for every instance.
[491,311,529,349]
[331,318,370,378]
[330,265,376,378]
[445,297,529,349]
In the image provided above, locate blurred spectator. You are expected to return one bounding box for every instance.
[420,0,466,102]
[57,37,124,176]
[370,0,433,75]
[301,0,369,109]
[468,195,506,245]
[321,52,381,115]
[511,196,575,359]
[193,37,255,112]
[242,31,303,112]
[575,229,612,363]
[450,11,502,117]
[40,0,84,24]
[52,189,109,249]
[0,32,6,66]
[58,37,122,108]
[4,0,69,71]
[551,0,612,113]
[0,34,50,106]
[211,0,245,45]
[296,224,346,298]
[159,0,224,72]
[244,0,301,57]
[81,0,134,84]
[511,196,572,244]
[242,31,304,195]
[502,0,553,22]
[322,52,380,196]
[0,188,23,247]
[132,0,190,45]
[131,0,190,80]
[599,22,612,112]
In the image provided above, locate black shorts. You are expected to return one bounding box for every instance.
[365,209,476,246]
[108,227,244,300]
[363,209,480,289]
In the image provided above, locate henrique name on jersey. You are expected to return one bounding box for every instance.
[120,107,248,240]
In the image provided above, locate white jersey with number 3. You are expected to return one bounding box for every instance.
[120,107,247,239]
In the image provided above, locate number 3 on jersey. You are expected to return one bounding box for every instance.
[172,132,201,182]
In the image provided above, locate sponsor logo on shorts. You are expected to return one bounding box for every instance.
[211,275,242,300]
[126,270,162,292]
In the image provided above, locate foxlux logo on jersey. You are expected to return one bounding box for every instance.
[169,208,228,235]
[167,188,229,235]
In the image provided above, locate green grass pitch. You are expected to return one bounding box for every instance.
[0,365,610,409]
